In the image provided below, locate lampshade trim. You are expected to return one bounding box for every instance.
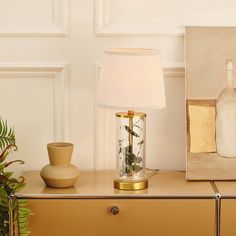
[96,102,166,111]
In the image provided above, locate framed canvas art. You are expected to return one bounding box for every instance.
[186,26,236,180]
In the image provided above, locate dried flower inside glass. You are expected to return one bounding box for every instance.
[116,112,146,183]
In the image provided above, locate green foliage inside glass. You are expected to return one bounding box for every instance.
[119,119,144,177]
[0,118,31,236]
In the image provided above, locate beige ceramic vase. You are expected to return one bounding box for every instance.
[40,142,79,188]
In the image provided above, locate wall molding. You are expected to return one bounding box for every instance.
[0,0,68,36]
[95,0,183,37]
[95,0,236,37]
[0,64,70,141]
[164,66,185,78]
[95,63,185,79]
[94,65,185,170]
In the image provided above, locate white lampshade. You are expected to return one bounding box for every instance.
[96,48,166,110]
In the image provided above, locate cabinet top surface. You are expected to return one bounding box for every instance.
[215,181,236,197]
[17,171,216,199]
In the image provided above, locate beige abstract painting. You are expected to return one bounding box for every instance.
[186,26,236,180]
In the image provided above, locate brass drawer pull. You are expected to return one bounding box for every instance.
[111,206,119,215]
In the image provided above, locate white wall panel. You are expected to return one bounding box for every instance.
[0,65,69,175]
[0,0,68,36]
[96,0,236,36]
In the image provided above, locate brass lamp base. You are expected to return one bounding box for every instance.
[114,179,148,191]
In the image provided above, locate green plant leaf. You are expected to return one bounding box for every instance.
[134,157,142,163]
[18,207,32,214]
[124,125,140,138]
[13,182,26,192]
[0,117,31,235]
[4,171,13,178]
[133,164,142,172]
[18,199,28,206]
[0,163,5,173]
[0,118,16,153]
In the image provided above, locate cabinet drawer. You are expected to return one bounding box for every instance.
[27,199,215,236]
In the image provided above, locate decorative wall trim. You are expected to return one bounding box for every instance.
[95,0,236,37]
[94,65,185,170]
[95,63,185,79]
[95,0,183,36]
[163,66,185,78]
[0,64,70,141]
[0,0,68,36]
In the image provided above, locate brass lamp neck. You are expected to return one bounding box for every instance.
[128,110,134,115]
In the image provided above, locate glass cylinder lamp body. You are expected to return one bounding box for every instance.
[216,59,236,158]
[116,112,146,182]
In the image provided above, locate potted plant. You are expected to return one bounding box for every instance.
[0,117,31,236]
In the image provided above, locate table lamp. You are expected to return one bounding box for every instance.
[96,48,166,190]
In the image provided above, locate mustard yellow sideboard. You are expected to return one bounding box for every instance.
[18,171,216,236]
[215,181,236,236]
